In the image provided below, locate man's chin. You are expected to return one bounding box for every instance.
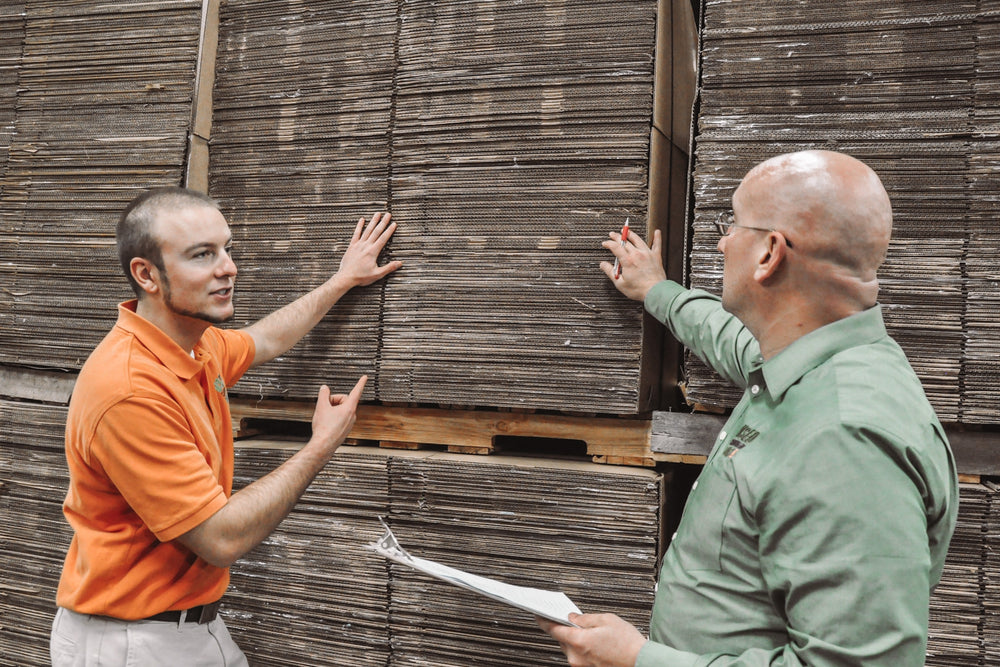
[203,305,236,324]
[172,307,235,325]
[205,313,235,325]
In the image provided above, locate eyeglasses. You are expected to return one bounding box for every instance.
[714,210,793,248]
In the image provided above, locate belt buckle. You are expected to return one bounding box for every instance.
[197,601,220,624]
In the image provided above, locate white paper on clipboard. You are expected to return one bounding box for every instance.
[368,518,582,627]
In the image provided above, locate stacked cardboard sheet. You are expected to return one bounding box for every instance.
[686,1,994,423]
[0,0,203,370]
[385,452,662,666]
[927,482,990,665]
[0,4,22,176]
[222,446,663,667]
[210,0,397,403]
[210,0,662,413]
[984,481,1000,664]
[0,401,70,667]
[378,0,655,412]
[964,146,1000,424]
[224,445,393,666]
[2,429,997,665]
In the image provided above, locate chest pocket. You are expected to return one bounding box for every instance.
[674,455,738,572]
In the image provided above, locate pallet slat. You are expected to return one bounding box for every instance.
[230,397,655,465]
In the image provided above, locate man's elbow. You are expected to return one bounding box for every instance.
[196,546,239,569]
[174,524,242,569]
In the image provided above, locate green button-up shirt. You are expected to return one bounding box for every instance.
[636,281,958,667]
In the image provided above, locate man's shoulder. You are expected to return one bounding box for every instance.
[74,326,176,407]
[829,339,936,425]
[773,338,941,453]
[199,324,249,348]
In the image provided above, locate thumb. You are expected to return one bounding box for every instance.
[316,384,331,406]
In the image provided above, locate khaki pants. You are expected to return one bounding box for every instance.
[50,607,249,667]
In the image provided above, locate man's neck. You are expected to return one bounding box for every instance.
[135,299,211,354]
[753,294,864,360]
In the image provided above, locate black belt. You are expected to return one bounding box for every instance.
[142,600,221,624]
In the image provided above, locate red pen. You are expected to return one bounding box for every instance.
[612,218,630,278]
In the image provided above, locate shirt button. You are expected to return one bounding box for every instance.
[691,481,699,491]
[719,430,727,440]
[750,385,761,395]
[671,532,678,541]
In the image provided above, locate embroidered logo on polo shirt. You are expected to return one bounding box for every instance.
[723,425,761,458]
[723,439,746,458]
[214,376,226,394]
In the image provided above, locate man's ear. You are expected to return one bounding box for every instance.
[130,257,161,296]
[753,232,789,284]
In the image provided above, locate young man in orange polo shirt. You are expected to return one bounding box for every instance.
[50,187,402,666]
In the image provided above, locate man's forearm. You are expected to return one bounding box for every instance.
[175,437,335,567]
[243,274,353,368]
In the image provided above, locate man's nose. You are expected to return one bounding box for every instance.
[219,250,237,276]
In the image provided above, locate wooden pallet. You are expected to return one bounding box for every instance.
[230,397,658,467]
[650,411,998,482]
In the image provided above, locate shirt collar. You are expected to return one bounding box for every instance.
[755,304,888,400]
[115,300,204,380]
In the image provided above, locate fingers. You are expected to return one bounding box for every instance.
[535,616,556,633]
[359,212,393,242]
[326,375,368,407]
[570,613,605,629]
[609,227,650,251]
[318,376,367,407]
[349,375,368,401]
[316,384,337,410]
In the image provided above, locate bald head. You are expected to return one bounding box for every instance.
[734,150,892,282]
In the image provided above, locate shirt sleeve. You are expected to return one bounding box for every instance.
[205,326,255,387]
[636,641,788,667]
[635,640,700,666]
[90,395,229,542]
[643,280,760,388]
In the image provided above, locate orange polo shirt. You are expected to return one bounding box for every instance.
[57,300,255,619]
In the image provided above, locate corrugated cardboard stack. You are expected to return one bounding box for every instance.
[686,0,997,425]
[378,0,655,411]
[927,482,990,665]
[3,426,995,665]
[224,446,393,666]
[983,480,1000,663]
[209,0,397,402]
[209,0,665,414]
[0,4,21,174]
[0,400,71,666]
[221,446,663,667]
[386,453,661,666]
[0,0,203,369]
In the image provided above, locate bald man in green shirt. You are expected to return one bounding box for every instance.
[539,150,959,666]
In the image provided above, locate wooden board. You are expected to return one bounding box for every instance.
[230,397,656,465]
[650,410,1000,476]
